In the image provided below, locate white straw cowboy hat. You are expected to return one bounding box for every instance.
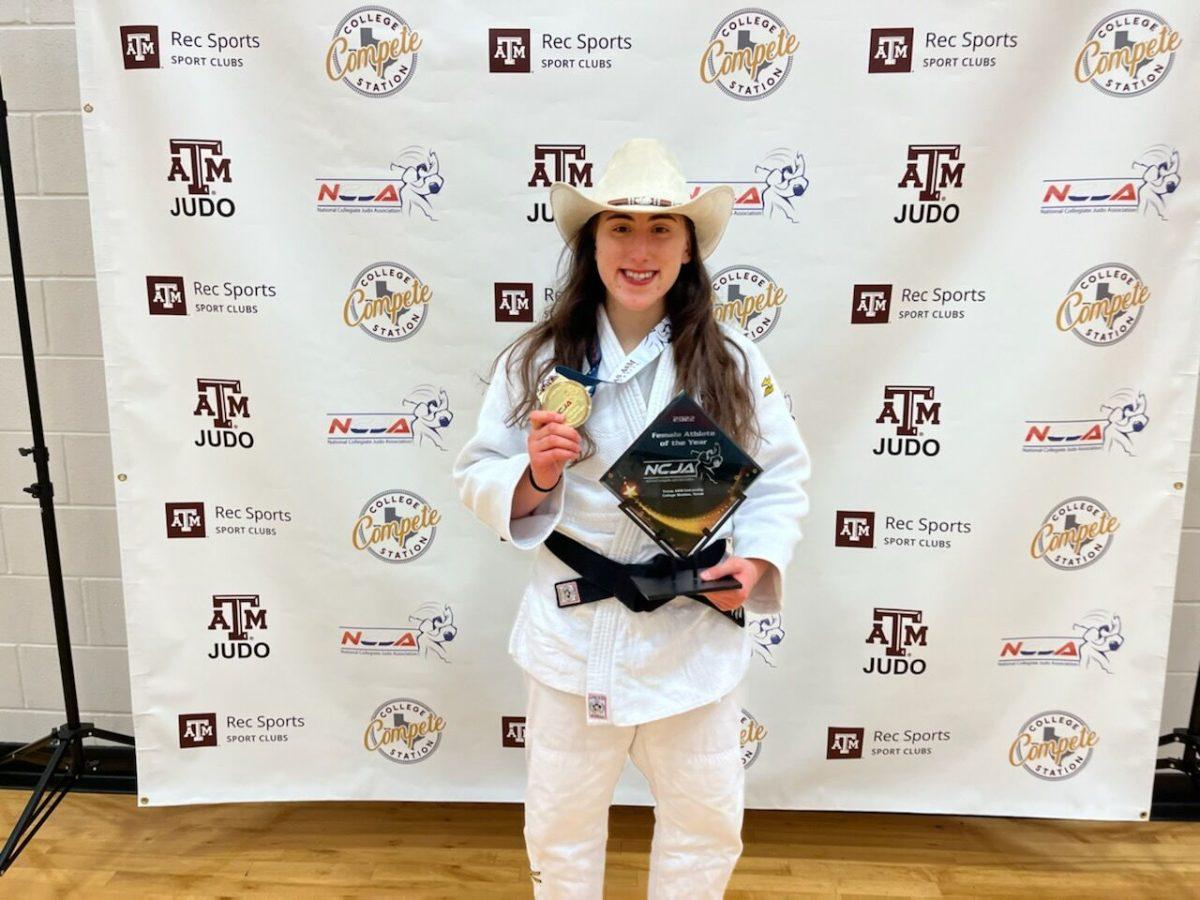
[549,138,735,260]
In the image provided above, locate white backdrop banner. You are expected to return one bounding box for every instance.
[73,0,1199,819]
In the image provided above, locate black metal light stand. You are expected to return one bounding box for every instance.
[0,75,135,874]
[1153,655,1200,819]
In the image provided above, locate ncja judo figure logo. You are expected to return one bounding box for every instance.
[749,612,785,666]
[1030,497,1119,570]
[352,490,440,563]
[1041,145,1181,218]
[365,698,445,764]
[711,265,787,341]
[688,148,809,221]
[701,9,798,100]
[1057,264,1149,346]
[1074,10,1181,97]
[1023,389,1149,455]
[327,385,455,450]
[340,604,458,661]
[341,262,433,341]
[316,147,443,218]
[1009,711,1099,780]
[999,610,1125,673]
[326,6,421,97]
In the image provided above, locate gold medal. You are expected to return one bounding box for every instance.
[541,376,591,427]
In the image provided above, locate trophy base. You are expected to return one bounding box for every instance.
[630,571,741,603]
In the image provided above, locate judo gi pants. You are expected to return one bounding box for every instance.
[523,675,744,899]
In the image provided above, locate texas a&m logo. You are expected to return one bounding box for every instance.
[874,385,941,456]
[168,139,234,218]
[835,510,875,548]
[895,144,963,224]
[120,25,160,69]
[179,712,217,748]
[147,276,187,316]
[864,607,927,675]
[165,502,206,538]
[208,594,270,660]
[490,29,531,73]
[193,378,253,449]
[868,28,913,73]
[528,144,592,222]
[827,727,865,759]
[851,284,892,323]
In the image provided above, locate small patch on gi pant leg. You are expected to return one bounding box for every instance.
[586,693,608,721]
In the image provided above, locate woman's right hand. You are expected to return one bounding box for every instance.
[527,409,581,489]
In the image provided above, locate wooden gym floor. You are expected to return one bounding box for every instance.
[1,791,1198,897]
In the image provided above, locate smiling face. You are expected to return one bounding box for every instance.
[593,211,693,316]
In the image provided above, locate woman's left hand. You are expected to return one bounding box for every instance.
[698,556,772,611]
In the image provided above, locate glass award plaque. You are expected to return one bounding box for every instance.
[599,392,762,600]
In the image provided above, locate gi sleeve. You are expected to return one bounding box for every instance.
[729,338,811,616]
[452,349,565,550]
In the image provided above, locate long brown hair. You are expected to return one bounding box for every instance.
[491,213,759,460]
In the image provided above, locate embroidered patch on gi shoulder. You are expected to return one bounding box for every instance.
[586,692,609,721]
[761,374,775,397]
[555,579,582,607]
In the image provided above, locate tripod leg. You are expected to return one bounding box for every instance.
[0,733,73,873]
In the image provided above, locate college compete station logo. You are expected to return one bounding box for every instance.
[711,265,787,341]
[340,604,457,661]
[688,148,808,221]
[1041,145,1181,218]
[352,490,440,563]
[1074,10,1180,97]
[1009,711,1099,780]
[342,262,432,340]
[1057,264,1149,346]
[1030,497,1119,570]
[327,385,454,450]
[326,6,420,96]
[364,698,445,763]
[701,9,798,100]
[999,610,1125,673]
[168,139,234,218]
[1024,389,1148,455]
[317,147,443,218]
[739,710,767,768]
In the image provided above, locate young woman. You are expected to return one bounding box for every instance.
[453,139,810,898]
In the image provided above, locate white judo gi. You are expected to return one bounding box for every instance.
[453,306,811,898]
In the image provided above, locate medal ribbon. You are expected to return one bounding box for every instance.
[554,316,672,394]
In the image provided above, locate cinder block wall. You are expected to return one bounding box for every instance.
[0,5,1197,749]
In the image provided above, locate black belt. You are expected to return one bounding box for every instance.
[544,531,745,628]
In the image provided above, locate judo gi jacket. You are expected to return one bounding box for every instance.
[453,306,810,726]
